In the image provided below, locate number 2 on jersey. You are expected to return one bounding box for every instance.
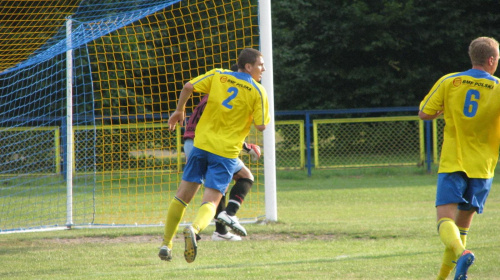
[222,87,239,109]
[463,89,479,117]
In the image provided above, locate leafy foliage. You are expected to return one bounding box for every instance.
[271,0,500,110]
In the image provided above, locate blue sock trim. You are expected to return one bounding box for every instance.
[174,196,188,207]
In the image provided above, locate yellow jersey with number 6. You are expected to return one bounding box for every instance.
[420,69,500,178]
[190,68,270,158]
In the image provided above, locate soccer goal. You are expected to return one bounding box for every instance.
[0,0,276,233]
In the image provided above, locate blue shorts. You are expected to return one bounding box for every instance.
[436,172,492,214]
[184,139,244,173]
[182,146,240,194]
[183,138,195,158]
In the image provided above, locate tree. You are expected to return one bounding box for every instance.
[271,0,500,111]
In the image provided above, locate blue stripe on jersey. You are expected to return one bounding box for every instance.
[191,73,214,86]
[420,77,449,111]
[192,69,251,86]
[459,68,499,83]
[421,69,499,111]
[225,71,253,83]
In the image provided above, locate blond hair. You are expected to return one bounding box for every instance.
[469,36,499,66]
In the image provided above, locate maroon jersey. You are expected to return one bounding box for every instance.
[183,95,208,140]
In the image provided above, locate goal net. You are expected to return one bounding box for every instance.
[0,0,273,232]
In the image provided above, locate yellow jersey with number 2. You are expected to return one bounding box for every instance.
[191,68,270,159]
[420,69,500,178]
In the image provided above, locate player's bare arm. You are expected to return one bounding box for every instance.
[168,82,194,131]
[418,110,442,120]
[254,124,266,131]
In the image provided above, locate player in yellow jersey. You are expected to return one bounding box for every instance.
[419,36,500,280]
[159,48,270,263]
[184,92,261,241]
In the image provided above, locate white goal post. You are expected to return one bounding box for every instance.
[259,0,278,222]
[0,0,277,233]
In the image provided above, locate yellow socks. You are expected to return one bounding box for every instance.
[437,218,465,258]
[162,200,217,248]
[436,247,455,280]
[191,202,216,234]
[162,197,187,248]
[435,218,467,280]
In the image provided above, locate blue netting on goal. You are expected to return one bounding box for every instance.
[0,0,183,232]
[0,0,262,232]
[4,0,182,75]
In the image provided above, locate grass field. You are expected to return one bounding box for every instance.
[1,167,499,279]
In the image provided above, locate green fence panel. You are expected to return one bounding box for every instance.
[313,116,422,168]
[275,120,305,169]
